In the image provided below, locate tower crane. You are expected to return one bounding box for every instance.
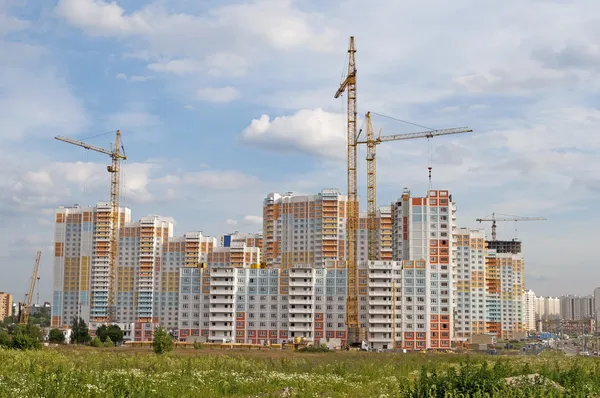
[19,250,42,325]
[476,213,547,241]
[359,112,473,260]
[334,36,362,345]
[55,131,126,324]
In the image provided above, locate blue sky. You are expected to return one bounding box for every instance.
[1,0,599,301]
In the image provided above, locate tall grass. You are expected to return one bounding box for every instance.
[0,348,598,397]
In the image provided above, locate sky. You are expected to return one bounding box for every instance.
[1,0,599,302]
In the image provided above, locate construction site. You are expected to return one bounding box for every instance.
[14,36,548,353]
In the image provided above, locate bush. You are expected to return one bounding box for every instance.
[299,344,330,353]
[90,337,102,348]
[103,336,114,347]
[193,341,204,350]
[48,328,65,344]
[0,330,10,347]
[152,327,173,355]
[11,333,41,350]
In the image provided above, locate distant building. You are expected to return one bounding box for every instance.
[535,296,560,321]
[486,240,525,339]
[560,294,595,321]
[0,292,12,321]
[454,228,487,339]
[523,290,537,332]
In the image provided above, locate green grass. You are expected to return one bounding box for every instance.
[0,347,599,397]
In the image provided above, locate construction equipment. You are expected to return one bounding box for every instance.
[476,213,547,241]
[19,250,42,325]
[55,131,127,323]
[359,112,473,260]
[334,36,362,345]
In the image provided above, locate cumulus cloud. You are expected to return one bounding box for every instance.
[239,108,345,159]
[226,218,238,226]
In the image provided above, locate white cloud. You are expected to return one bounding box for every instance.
[116,72,127,79]
[157,170,259,190]
[196,86,240,103]
[54,0,151,36]
[225,218,238,226]
[183,104,195,110]
[244,215,262,225]
[148,58,202,75]
[239,109,345,159]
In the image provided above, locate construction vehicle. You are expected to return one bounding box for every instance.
[359,112,473,260]
[55,131,126,324]
[476,213,547,241]
[334,36,362,345]
[18,250,42,325]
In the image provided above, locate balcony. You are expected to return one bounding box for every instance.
[368,307,392,315]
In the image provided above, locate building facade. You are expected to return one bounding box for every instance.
[52,203,132,328]
[486,241,525,339]
[262,190,348,268]
[358,207,393,261]
[523,289,536,332]
[535,296,560,321]
[0,292,12,321]
[390,189,456,350]
[560,295,595,321]
[454,228,487,339]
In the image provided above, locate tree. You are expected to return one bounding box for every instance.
[90,336,102,347]
[70,317,91,344]
[152,326,173,355]
[48,328,65,344]
[96,324,124,344]
[103,336,114,347]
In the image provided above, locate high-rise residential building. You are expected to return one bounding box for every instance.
[535,296,560,321]
[391,188,456,350]
[358,207,393,261]
[178,262,348,344]
[486,240,525,339]
[53,203,131,328]
[0,292,12,321]
[262,190,348,268]
[454,228,487,338]
[523,289,537,332]
[560,294,595,321]
[221,233,263,251]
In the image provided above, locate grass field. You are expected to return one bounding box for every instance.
[0,347,599,397]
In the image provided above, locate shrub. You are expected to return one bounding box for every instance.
[90,337,102,348]
[103,336,114,347]
[0,330,10,347]
[11,333,41,350]
[152,327,173,355]
[299,344,330,353]
[48,328,65,344]
[193,341,204,350]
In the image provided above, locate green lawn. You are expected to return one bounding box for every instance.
[0,347,599,397]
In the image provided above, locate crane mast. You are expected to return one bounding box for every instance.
[476,212,547,241]
[55,131,126,324]
[335,36,362,344]
[360,112,472,259]
[20,250,42,325]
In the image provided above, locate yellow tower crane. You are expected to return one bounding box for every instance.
[360,112,473,260]
[55,131,126,324]
[19,250,42,325]
[476,213,547,241]
[334,36,362,345]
